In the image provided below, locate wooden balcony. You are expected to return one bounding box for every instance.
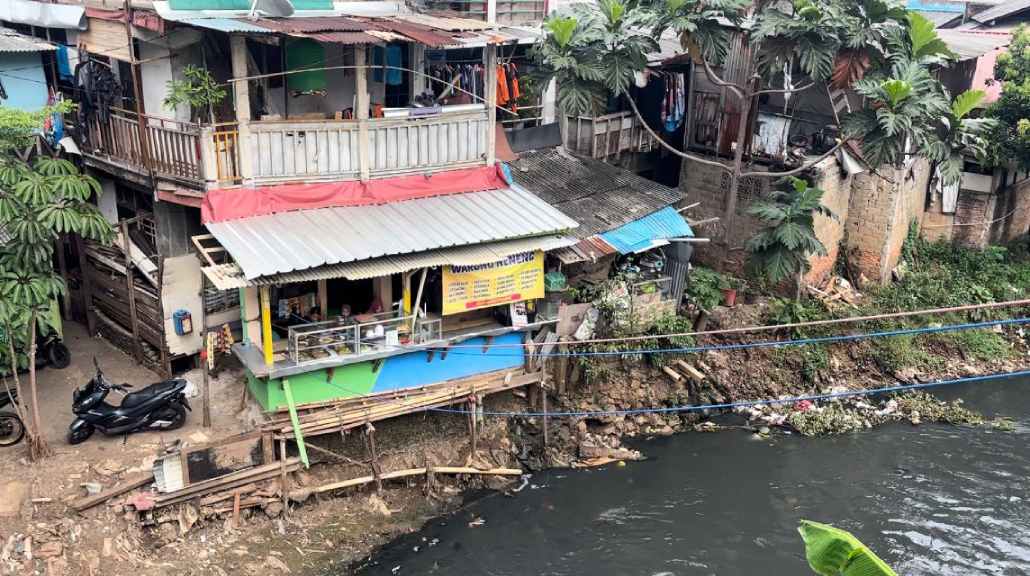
[80,108,205,187]
[79,107,492,191]
[562,111,657,161]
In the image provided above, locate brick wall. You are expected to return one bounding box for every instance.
[681,156,931,286]
[845,159,930,284]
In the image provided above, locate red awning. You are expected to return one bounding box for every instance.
[202,165,509,224]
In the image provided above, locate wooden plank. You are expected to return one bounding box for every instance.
[121,221,143,362]
[72,472,154,513]
[675,360,706,381]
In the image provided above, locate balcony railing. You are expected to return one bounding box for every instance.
[81,108,204,184]
[79,107,490,189]
[287,313,444,365]
[246,109,490,184]
[421,0,546,24]
[563,111,657,161]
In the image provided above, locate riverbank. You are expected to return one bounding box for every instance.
[1,239,1028,576]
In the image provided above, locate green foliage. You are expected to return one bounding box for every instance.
[0,102,73,155]
[765,297,831,334]
[987,25,1030,168]
[843,16,994,179]
[686,266,727,311]
[798,520,898,576]
[164,65,227,122]
[870,334,933,373]
[874,236,1029,314]
[935,329,1013,362]
[0,133,114,373]
[746,177,834,287]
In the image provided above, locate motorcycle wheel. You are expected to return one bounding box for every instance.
[67,422,95,445]
[0,412,25,447]
[47,342,71,370]
[156,403,188,431]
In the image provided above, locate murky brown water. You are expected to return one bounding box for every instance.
[353,377,1030,576]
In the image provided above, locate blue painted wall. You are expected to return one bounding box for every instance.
[373,333,526,392]
[0,52,49,112]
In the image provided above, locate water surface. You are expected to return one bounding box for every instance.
[355,377,1030,575]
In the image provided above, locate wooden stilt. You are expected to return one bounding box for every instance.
[279,438,289,513]
[74,234,96,335]
[469,396,478,458]
[120,220,143,362]
[364,423,382,492]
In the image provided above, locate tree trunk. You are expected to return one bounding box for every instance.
[26,311,51,460]
[718,73,757,271]
[4,321,35,455]
[795,271,804,302]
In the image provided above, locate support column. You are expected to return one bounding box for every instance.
[484,45,497,166]
[411,44,427,95]
[317,279,328,317]
[242,286,261,344]
[487,0,497,24]
[260,285,273,366]
[373,275,393,313]
[282,378,310,468]
[355,45,371,181]
[230,35,254,182]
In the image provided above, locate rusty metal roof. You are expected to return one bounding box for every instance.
[507,147,683,238]
[251,16,368,32]
[206,186,579,280]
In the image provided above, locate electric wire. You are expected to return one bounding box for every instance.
[426,369,1030,418]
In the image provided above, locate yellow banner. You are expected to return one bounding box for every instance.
[442,251,544,315]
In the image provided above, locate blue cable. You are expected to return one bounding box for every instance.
[431,317,1030,358]
[426,369,1030,418]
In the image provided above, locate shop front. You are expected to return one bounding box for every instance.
[198,167,578,412]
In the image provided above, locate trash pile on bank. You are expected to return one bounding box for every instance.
[735,389,994,436]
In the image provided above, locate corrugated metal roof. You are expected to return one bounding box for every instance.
[507,147,683,239]
[599,206,693,254]
[172,17,273,32]
[207,187,579,280]
[970,0,1030,24]
[937,29,1011,60]
[203,235,576,289]
[252,16,367,32]
[0,28,54,52]
[395,13,494,31]
[310,31,382,44]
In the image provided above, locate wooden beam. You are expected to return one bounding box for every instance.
[72,472,154,513]
[121,220,143,362]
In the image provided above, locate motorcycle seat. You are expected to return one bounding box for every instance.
[121,379,186,408]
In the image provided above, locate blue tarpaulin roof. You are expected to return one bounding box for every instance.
[598,206,693,254]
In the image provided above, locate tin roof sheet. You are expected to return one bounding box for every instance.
[937,29,1011,60]
[598,206,693,254]
[506,147,683,239]
[206,186,579,280]
[202,235,576,289]
[309,31,382,44]
[0,28,55,52]
[970,0,1030,24]
[251,16,367,32]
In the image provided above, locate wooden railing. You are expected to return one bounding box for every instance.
[243,110,490,184]
[248,119,361,183]
[563,111,657,161]
[211,123,241,184]
[81,108,205,186]
[366,111,489,175]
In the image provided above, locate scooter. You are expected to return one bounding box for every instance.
[0,388,24,447]
[68,358,190,445]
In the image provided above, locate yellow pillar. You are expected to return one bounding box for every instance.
[260,285,274,366]
[402,271,412,316]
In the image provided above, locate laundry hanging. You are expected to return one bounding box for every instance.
[659,72,686,133]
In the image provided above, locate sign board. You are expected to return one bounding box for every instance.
[442,251,544,315]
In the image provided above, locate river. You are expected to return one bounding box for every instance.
[353,377,1030,575]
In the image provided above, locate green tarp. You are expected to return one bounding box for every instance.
[285,38,326,91]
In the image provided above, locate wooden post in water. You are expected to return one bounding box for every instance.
[365,423,383,492]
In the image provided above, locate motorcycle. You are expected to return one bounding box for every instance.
[0,388,25,447]
[37,333,71,370]
[68,358,191,445]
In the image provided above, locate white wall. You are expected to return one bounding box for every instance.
[97,178,118,224]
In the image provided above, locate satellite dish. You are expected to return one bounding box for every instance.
[248,0,295,18]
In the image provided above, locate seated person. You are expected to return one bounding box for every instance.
[305,306,323,323]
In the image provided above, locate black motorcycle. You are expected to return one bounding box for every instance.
[68,358,190,445]
[0,388,24,447]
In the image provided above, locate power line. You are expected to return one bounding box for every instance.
[426,369,1030,418]
[435,316,1030,357]
[431,298,1030,349]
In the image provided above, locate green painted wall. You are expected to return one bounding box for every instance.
[251,362,381,411]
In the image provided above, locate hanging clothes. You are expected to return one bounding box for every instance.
[385,45,403,86]
[496,64,510,106]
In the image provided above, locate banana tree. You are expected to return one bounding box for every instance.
[799,520,897,576]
